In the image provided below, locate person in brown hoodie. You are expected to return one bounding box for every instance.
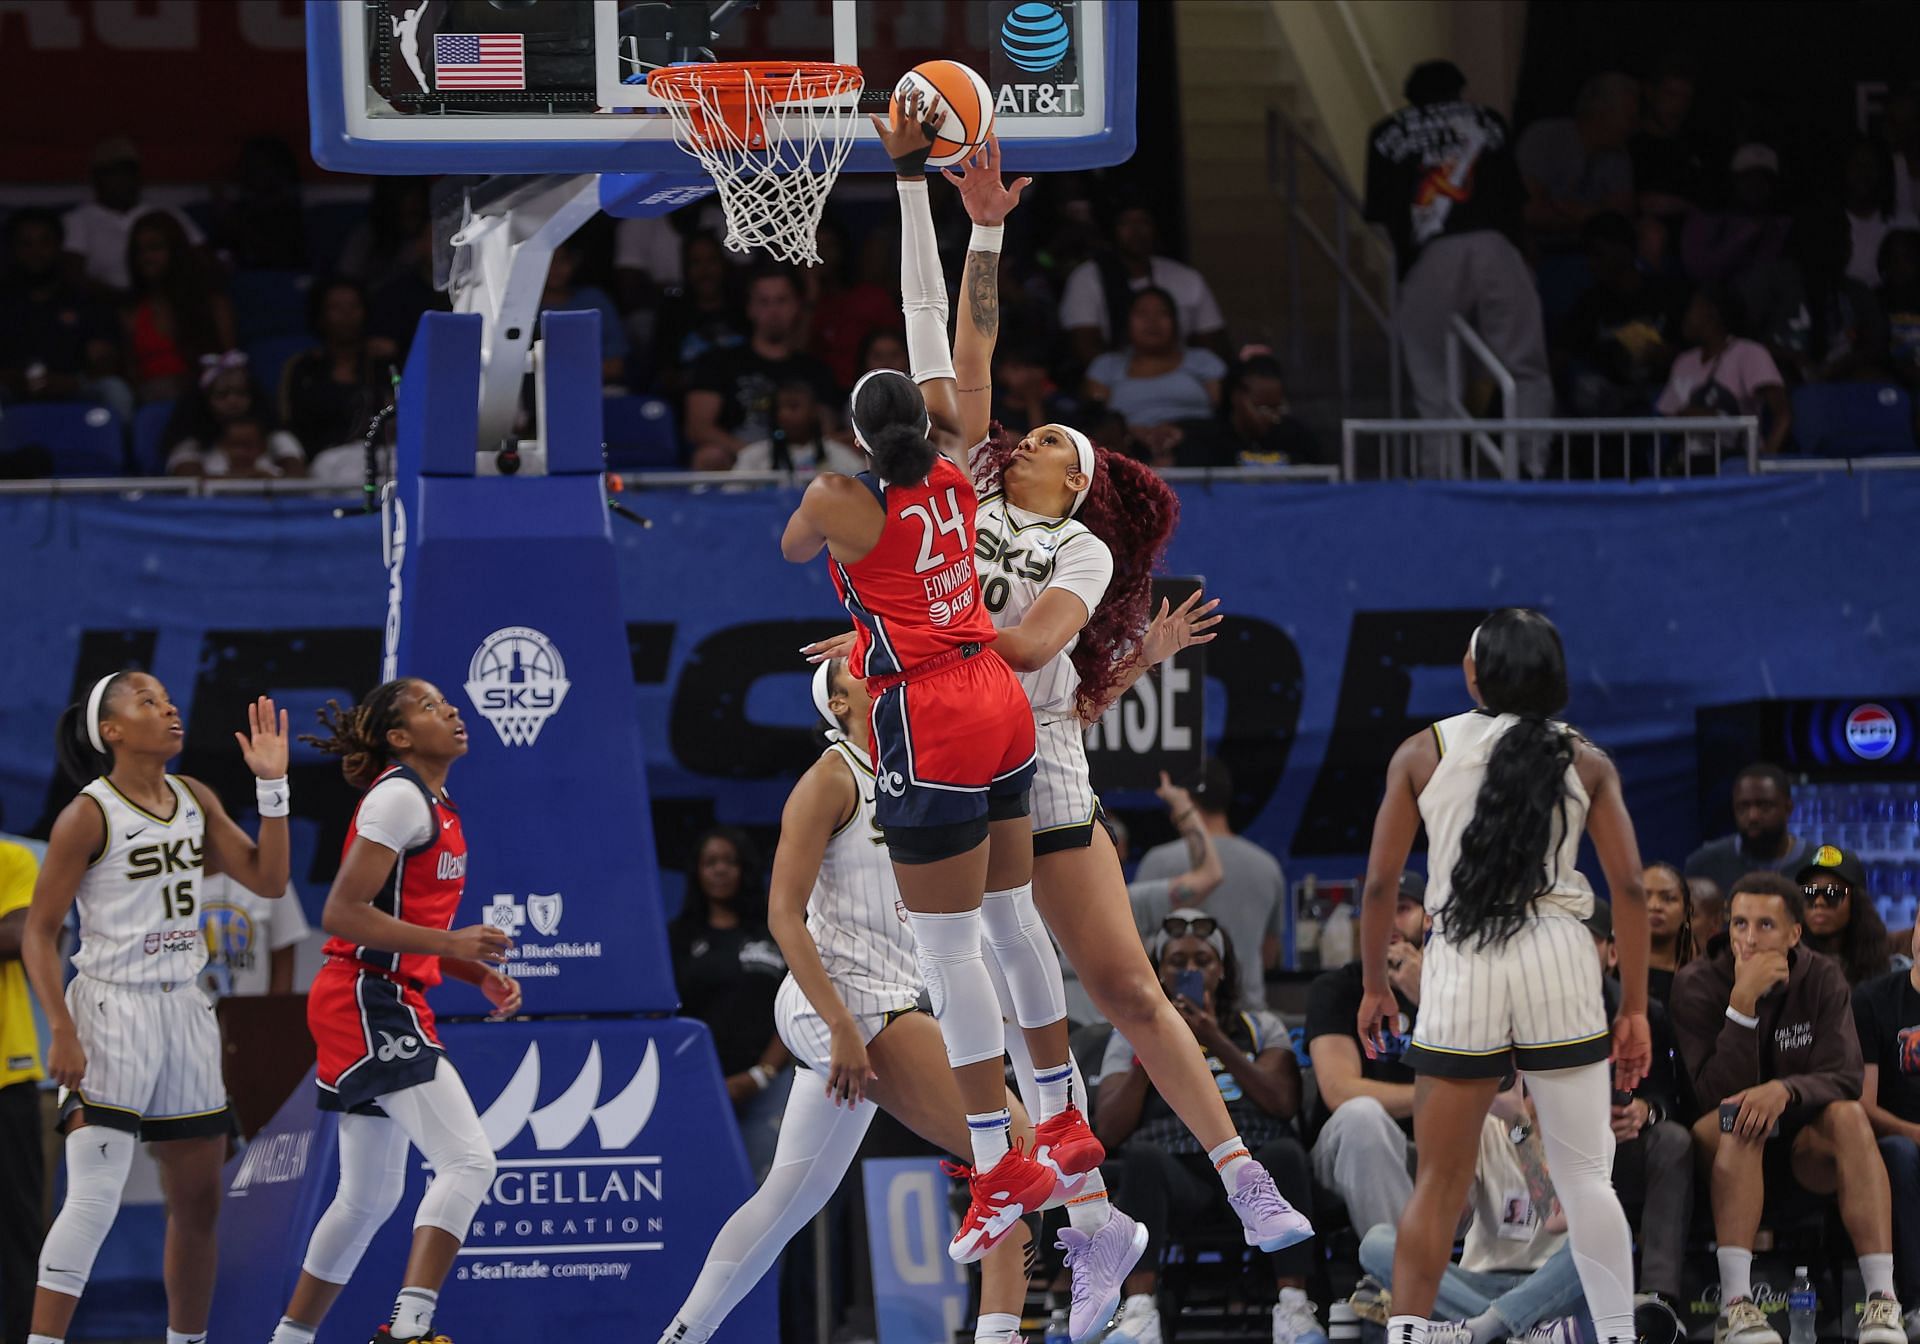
[1670,871,1906,1344]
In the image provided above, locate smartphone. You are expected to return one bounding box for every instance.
[1173,969,1207,1006]
[1611,1088,1634,1108]
[1719,1100,1780,1137]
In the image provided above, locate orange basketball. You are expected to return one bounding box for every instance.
[890,60,995,168]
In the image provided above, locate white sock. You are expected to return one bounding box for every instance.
[967,1108,1012,1170]
[1388,1315,1430,1344]
[29,1335,63,1344]
[270,1318,317,1344]
[391,1285,439,1340]
[1208,1135,1253,1189]
[976,1310,1021,1342]
[1861,1252,1896,1299]
[1717,1246,1754,1304]
[1065,1171,1112,1234]
[1034,1060,1074,1120]
[166,1332,207,1344]
[1464,1308,1506,1344]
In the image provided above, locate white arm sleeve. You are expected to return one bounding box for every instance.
[1047,533,1115,617]
[895,179,955,385]
[354,778,434,854]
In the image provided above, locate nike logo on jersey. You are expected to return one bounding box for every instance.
[98,1141,109,1157]
[124,826,146,840]
[443,817,454,829]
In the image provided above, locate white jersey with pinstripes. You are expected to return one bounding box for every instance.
[803,740,919,1016]
[73,776,210,985]
[1419,710,1594,930]
[973,493,1115,718]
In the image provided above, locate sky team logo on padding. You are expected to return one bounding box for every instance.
[1000,2,1072,73]
[1845,703,1897,760]
[465,626,571,747]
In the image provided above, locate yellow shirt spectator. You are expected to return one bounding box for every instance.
[0,839,44,1088]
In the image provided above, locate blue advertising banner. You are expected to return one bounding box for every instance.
[860,1157,971,1344]
[4,473,1918,925]
[208,1018,774,1343]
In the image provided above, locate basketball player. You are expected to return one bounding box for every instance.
[657,659,1039,1344]
[21,673,291,1344]
[779,109,1105,1278]
[266,679,518,1344]
[1355,609,1653,1344]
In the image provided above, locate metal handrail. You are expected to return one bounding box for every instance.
[1341,416,1765,481]
[1446,314,1519,479]
[613,464,1344,491]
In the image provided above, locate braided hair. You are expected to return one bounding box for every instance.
[971,422,1181,715]
[300,678,417,790]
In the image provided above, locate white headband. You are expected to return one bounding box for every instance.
[1469,623,1483,662]
[812,659,846,744]
[84,673,118,754]
[1063,425,1096,517]
[848,368,928,456]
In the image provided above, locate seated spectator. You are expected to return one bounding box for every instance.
[1671,873,1907,1344]
[652,231,747,402]
[1690,876,1727,955]
[1739,206,1888,387]
[1517,72,1639,248]
[1684,764,1811,896]
[1845,141,1895,288]
[1681,145,1791,286]
[208,135,306,271]
[541,239,629,387]
[1640,862,1696,1005]
[990,342,1076,437]
[0,209,133,424]
[1085,287,1226,466]
[1878,231,1920,400]
[1853,922,1920,1338]
[189,415,303,480]
[1131,761,1283,1006]
[730,380,862,476]
[1059,204,1227,366]
[165,354,306,477]
[1631,52,1715,225]
[1350,1082,1585,1344]
[1557,211,1689,416]
[613,214,685,312]
[1797,845,1895,987]
[62,136,205,293]
[805,220,900,391]
[1304,872,1425,1237]
[122,212,234,404]
[1654,289,1792,455]
[684,267,838,470]
[853,326,909,380]
[1094,920,1322,1344]
[1179,353,1323,467]
[279,278,390,459]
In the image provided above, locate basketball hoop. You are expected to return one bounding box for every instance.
[647,62,864,266]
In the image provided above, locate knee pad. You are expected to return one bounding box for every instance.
[415,1141,496,1238]
[39,1126,136,1296]
[979,884,1066,1030]
[906,908,1006,1069]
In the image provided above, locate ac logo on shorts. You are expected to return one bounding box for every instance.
[377,1031,422,1062]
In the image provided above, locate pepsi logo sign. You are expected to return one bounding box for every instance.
[1845,703,1898,760]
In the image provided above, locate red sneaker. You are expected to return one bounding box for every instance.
[946,1141,1057,1264]
[1032,1104,1105,1192]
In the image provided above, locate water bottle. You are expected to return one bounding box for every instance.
[1788,1265,1816,1344]
[1045,1307,1071,1344]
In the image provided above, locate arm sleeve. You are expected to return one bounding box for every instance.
[1058,262,1105,332]
[1782,964,1865,1107]
[1047,533,1114,617]
[269,884,312,948]
[895,179,954,385]
[353,779,434,854]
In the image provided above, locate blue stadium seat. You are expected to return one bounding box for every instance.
[1790,383,1916,455]
[602,395,680,470]
[131,400,175,475]
[230,269,312,343]
[2,401,126,476]
[245,333,314,398]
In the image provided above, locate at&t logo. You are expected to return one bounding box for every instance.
[1845,703,1898,760]
[465,626,571,747]
[1000,2,1071,73]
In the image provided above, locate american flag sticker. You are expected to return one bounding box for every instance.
[432,33,526,90]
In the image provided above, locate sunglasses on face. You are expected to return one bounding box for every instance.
[1161,913,1219,938]
[1803,883,1850,907]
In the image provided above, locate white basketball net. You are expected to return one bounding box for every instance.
[656,66,865,267]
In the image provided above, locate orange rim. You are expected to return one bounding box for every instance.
[646,61,862,152]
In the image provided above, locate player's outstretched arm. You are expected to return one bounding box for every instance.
[945,137,1031,450]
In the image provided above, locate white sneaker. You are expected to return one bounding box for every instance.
[1717,1299,1782,1344]
[1101,1294,1162,1344]
[1273,1288,1330,1344]
[1859,1294,1906,1344]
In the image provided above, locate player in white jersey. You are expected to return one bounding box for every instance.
[1354,609,1653,1344]
[658,659,1040,1344]
[22,671,290,1344]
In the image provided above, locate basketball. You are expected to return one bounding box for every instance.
[891,59,995,168]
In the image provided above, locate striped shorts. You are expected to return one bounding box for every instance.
[1031,717,1101,856]
[773,976,920,1072]
[1405,915,1611,1078]
[61,975,233,1140]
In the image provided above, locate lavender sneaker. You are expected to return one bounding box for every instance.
[1225,1162,1314,1251]
[1055,1207,1149,1343]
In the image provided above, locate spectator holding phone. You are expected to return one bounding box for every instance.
[1853,918,1920,1341]
[1670,873,1906,1344]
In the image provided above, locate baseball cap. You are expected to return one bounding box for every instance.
[1796,844,1867,893]
[1583,901,1614,940]
[1396,871,1427,904]
[92,136,140,170]
[1730,143,1779,176]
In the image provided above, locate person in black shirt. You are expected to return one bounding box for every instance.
[683,267,838,470]
[1304,871,1427,1235]
[1558,213,1691,417]
[1363,61,1552,475]
[669,827,791,1180]
[1798,845,1895,988]
[0,209,132,425]
[1177,353,1325,467]
[279,278,391,458]
[1639,862,1695,1007]
[1854,923,1920,1329]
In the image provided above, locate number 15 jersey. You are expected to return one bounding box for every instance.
[74,776,209,985]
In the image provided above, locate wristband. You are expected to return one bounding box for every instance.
[748,1064,772,1092]
[968,223,1005,253]
[1725,1004,1758,1029]
[255,776,290,818]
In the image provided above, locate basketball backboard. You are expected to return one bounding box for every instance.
[308,0,1135,176]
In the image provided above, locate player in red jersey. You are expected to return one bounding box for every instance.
[266,680,519,1344]
[781,111,1113,1288]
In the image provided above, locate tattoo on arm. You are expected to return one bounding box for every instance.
[964,251,999,338]
[1179,812,1207,871]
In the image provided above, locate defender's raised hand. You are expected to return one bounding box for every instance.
[234,695,290,780]
[944,135,1032,226]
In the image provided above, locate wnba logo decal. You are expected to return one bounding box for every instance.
[1000,2,1072,74]
[465,626,572,747]
[1845,703,1898,760]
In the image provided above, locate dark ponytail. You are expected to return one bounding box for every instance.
[300,678,415,790]
[867,423,937,484]
[1443,609,1577,950]
[55,670,133,786]
[850,369,935,483]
